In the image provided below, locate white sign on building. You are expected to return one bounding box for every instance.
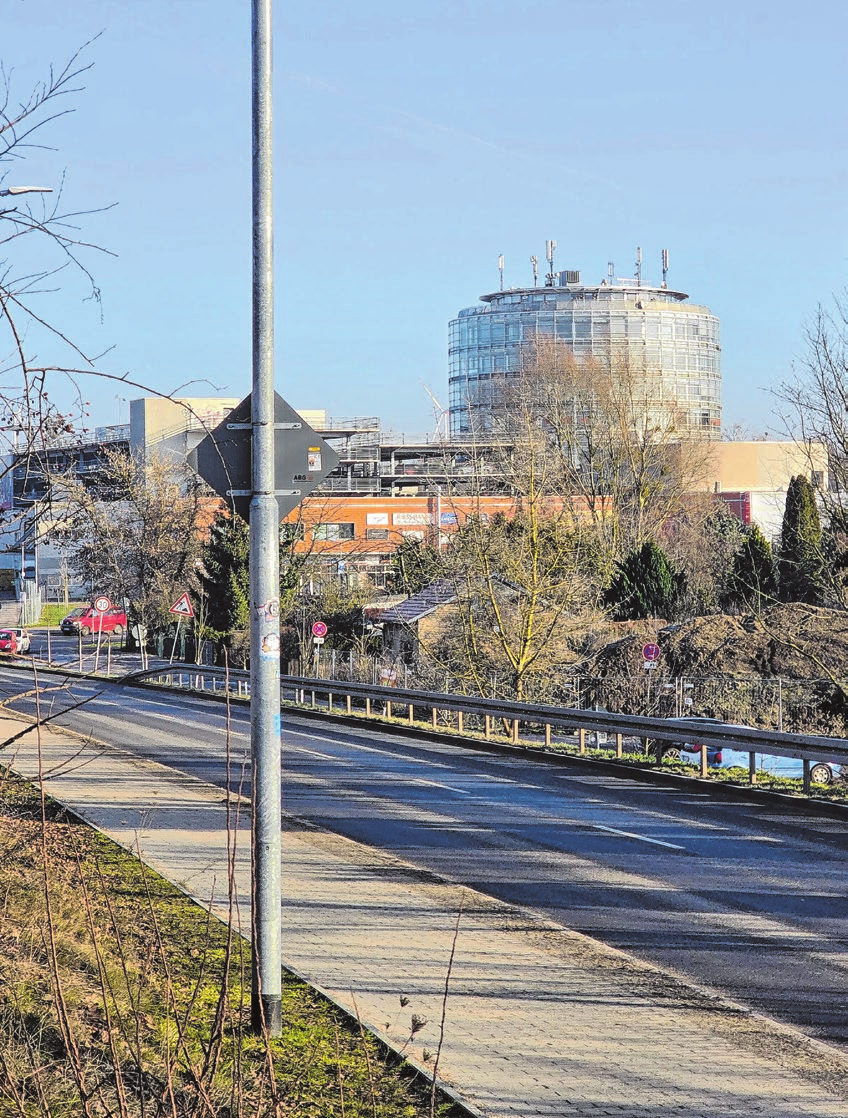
[393,512,434,526]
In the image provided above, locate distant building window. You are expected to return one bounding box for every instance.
[313,523,355,541]
[366,528,389,540]
[811,470,824,489]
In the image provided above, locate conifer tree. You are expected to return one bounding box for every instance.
[724,525,778,613]
[603,541,686,621]
[198,512,250,637]
[778,475,825,603]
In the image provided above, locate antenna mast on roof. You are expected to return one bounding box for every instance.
[635,245,642,287]
[530,255,538,287]
[545,239,556,286]
[607,260,614,285]
[661,248,669,288]
[498,253,505,291]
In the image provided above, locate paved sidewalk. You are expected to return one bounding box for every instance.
[5,712,848,1118]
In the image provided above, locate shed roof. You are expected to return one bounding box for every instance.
[377,579,457,625]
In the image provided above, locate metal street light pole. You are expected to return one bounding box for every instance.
[250,0,282,1036]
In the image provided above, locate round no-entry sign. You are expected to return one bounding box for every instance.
[93,595,112,614]
[311,620,328,638]
[642,642,661,661]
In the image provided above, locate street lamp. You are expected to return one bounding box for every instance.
[0,186,53,197]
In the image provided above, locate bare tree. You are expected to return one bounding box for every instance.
[55,449,209,633]
[0,42,117,473]
[777,295,848,508]
[475,336,715,567]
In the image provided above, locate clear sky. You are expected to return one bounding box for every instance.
[4,0,848,437]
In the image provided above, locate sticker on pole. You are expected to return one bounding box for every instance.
[311,620,328,638]
[169,592,194,618]
[93,595,112,614]
[642,643,661,661]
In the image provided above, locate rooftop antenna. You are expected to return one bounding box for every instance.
[661,248,669,288]
[635,245,642,287]
[545,239,556,286]
[530,254,538,287]
[498,253,505,291]
[607,260,615,285]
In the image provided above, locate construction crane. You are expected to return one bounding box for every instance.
[420,381,450,441]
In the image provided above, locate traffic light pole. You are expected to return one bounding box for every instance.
[250,0,282,1036]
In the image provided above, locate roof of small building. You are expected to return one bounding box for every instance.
[377,579,457,625]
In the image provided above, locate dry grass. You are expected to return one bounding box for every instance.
[0,769,457,1118]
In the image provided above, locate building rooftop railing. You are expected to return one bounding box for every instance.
[316,417,381,432]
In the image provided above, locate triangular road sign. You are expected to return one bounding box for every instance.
[169,592,194,618]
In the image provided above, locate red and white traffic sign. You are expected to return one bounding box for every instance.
[311,620,328,638]
[93,595,112,614]
[642,642,661,661]
[169,592,194,618]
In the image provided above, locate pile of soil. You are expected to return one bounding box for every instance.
[590,605,848,682]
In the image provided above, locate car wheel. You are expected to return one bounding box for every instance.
[113,624,124,635]
[810,763,833,785]
[80,626,91,636]
[661,745,682,762]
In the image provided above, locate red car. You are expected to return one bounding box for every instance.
[0,630,18,654]
[61,606,127,637]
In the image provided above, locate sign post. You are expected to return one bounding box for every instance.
[642,642,661,707]
[311,621,328,676]
[92,595,112,675]
[168,592,194,666]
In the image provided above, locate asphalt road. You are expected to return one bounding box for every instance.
[2,664,848,1053]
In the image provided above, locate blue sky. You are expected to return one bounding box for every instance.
[4,0,848,436]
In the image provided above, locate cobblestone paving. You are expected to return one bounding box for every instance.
[6,713,848,1118]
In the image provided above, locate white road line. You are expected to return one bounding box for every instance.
[284,727,455,767]
[293,746,350,762]
[591,824,688,851]
[411,778,471,795]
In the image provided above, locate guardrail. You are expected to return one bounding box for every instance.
[128,666,848,794]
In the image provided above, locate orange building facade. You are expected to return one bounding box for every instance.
[283,493,521,581]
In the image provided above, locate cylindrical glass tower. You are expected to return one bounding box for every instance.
[448,270,721,437]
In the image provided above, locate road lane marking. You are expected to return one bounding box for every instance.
[292,745,350,762]
[591,824,688,851]
[284,727,456,768]
[411,778,471,795]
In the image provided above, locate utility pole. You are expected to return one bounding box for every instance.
[250,0,282,1036]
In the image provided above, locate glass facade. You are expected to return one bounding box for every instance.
[448,280,721,438]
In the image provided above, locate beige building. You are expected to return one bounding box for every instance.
[699,440,828,540]
[130,396,241,459]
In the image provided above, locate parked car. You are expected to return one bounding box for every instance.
[6,628,30,653]
[647,716,727,764]
[0,630,17,653]
[715,748,843,786]
[652,716,843,785]
[60,605,127,637]
[60,607,88,634]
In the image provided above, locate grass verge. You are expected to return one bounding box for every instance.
[37,603,86,627]
[0,767,463,1117]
